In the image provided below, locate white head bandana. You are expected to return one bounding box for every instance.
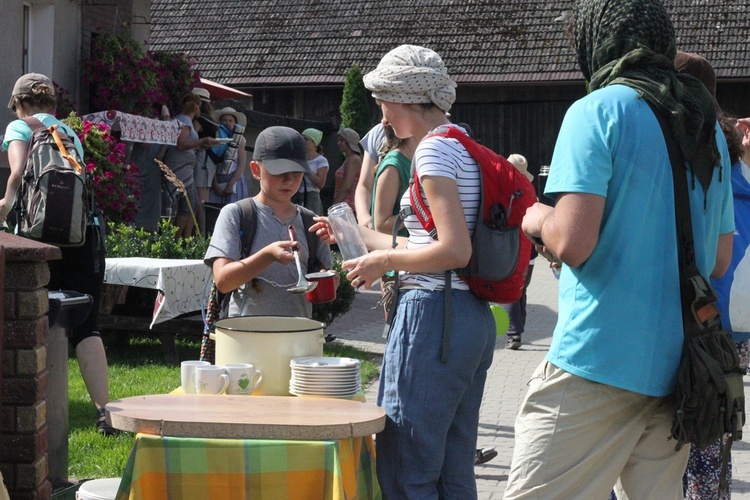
[363,45,457,112]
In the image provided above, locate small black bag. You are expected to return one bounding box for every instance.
[671,275,745,451]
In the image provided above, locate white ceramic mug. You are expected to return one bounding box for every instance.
[194,365,229,395]
[181,360,210,394]
[225,363,263,396]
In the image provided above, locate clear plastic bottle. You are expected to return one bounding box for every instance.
[327,203,368,261]
[537,165,554,206]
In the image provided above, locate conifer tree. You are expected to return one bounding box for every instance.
[339,65,371,137]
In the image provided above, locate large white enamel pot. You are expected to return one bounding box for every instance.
[213,316,325,396]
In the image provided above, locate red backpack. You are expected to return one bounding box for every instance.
[409,126,536,303]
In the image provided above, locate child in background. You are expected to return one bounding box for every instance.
[209,107,248,206]
[292,128,329,215]
[204,126,332,318]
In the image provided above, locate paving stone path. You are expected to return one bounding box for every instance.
[327,267,750,498]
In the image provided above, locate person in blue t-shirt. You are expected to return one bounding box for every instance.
[504,1,734,498]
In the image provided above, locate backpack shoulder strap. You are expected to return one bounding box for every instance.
[298,205,323,271]
[236,198,257,257]
[21,116,47,132]
[20,116,84,174]
[408,129,453,239]
[408,126,480,240]
[233,200,322,271]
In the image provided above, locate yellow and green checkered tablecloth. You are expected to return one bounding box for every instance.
[115,433,380,499]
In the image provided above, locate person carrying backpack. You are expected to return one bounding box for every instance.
[501,153,538,351]
[204,126,332,318]
[313,45,496,498]
[1,73,116,435]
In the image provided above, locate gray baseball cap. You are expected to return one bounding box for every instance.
[8,73,54,108]
[253,126,310,175]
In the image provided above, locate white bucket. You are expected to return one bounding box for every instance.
[214,316,325,396]
[75,478,121,500]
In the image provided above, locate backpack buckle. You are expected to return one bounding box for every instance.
[686,274,721,330]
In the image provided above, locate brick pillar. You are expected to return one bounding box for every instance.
[0,233,61,500]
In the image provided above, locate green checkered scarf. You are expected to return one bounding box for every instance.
[574,0,721,195]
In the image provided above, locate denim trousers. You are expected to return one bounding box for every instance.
[376,288,495,499]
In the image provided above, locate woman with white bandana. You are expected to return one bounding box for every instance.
[313,44,495,498]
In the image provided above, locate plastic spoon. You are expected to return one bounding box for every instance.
[287,224,318,294]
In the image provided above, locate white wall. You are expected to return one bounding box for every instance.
[28,1,55,77]
[0,0,81,167]
[50,0,81,99]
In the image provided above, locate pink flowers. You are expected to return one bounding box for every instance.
[82,32,200,117]
[64,113,140,224]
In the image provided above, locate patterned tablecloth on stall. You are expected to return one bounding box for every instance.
[83,110,181,145]
[115,433,380,500]
[103,258,211,327]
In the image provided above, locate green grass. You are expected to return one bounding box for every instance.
[67,335,381,480]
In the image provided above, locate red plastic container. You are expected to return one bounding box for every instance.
[305,271,337,303]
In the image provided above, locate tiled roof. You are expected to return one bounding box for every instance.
[149,0,750,87]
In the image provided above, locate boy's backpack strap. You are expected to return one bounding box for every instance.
[298,205,322,272]
[234,200,322,272]
[236,198,258,258]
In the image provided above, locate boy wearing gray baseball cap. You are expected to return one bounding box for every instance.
[204,127,332,318]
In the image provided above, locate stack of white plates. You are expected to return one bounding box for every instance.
[290,356,361,397]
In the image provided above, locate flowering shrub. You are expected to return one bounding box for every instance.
[63,113,140,224]
[53,82,78,118]
[82,32,201,116]
[83,33,161,116]
[150,50,201,115]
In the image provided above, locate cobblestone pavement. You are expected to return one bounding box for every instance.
[327,267,750,498]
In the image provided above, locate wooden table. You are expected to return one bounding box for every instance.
[106,394,386,440]
[109,395,385,499]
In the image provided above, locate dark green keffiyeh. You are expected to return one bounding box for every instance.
[574,0,721,195]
